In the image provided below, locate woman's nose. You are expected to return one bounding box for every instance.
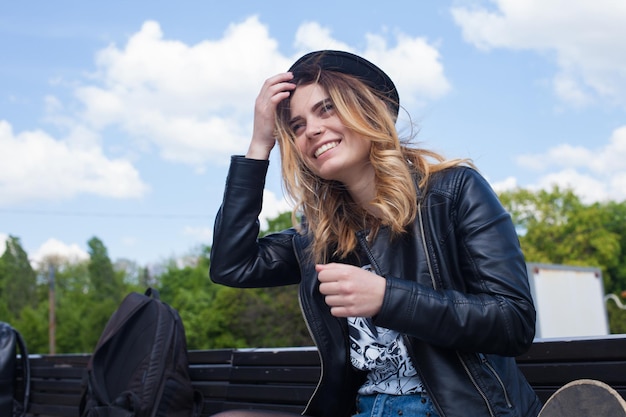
[305,123,323,139]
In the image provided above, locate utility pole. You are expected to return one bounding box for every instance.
[48,263,56,355]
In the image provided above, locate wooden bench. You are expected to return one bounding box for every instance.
[516,335,626,404]
[22,336,626,417]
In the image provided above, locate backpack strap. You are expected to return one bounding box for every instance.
[13,328,30,417]
[80,382,140,417]
[191,390,203,417]
[144,287,160,300]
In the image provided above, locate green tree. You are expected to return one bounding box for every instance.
[53,260,103,353]
[499,187,621,285]
[606,301,626,334]
[12,303,49,353]
[87,236,125,300]
[602,201,626,295]
[0,236,37,321]
[265,211,295,234]
[63,237,132,353]
[157,246,216,350]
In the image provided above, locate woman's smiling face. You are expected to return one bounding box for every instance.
[288,83,372,186]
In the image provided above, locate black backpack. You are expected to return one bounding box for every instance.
[79,288,202,417]
[0,322,30,417]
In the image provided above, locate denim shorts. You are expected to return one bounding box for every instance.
[353,392,440,417]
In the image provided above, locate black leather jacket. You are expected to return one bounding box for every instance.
[210,156,542,417]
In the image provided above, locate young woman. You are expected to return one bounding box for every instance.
[209,50,542,417]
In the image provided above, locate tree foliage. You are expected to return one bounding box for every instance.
[0,236,37,318]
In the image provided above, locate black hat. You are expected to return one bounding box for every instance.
[288,50,400,119]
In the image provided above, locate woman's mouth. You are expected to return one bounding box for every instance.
[314,141,340,158]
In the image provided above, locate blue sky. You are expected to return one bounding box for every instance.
[1,0,625,268]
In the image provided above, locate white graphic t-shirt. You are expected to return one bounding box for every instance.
[348,264,423,395]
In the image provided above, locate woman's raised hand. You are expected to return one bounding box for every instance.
[246,72,295,160]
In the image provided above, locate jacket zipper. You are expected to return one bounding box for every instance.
[419,202,506,417]
[479,352,513,408]
[417,203,438,289]
[356,230,383,275]
[293,239,325,415]
[401,334,447,417]
[414,204,447,417]
[294,236,355,416]
[456,351,496,417]
[297,293,326,414]
[356,223,451,417]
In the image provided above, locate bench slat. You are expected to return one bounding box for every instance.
[229,365,320,383]
[189,364,232,381]
[232,349,320,366]
[188,349,234,365]
[30,379,83,393]
[517,337,626,362]
[519,361,626,385]
[191,381,230,398]
[29,392,81,407]
[208,401,305,414]
[226,384,314,404]
[27,403,78,417]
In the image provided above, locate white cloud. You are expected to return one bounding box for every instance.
[364,34,451,105]
[517,143,592,172]
[491,176,518,193]
[182,226,213,242]
[75,17,293,168]
[533,169,610,204]
[0,120,149,205]
[451,0,626,107]
[516,126,626,203]
[0,233,7,256]
[293,21,352,52]
[294,22,451,109]
[121,236,139,247]
[553,73,592,107]
[30,238,90,267]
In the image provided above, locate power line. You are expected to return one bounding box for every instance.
[0,208,207,219]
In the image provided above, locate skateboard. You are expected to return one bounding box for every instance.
[538,379,626,417]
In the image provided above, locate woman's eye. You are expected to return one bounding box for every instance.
[320,102,334,115]
[290,122,304,135]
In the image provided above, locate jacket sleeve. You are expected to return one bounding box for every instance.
[374,168,536,356]
[209,156,301,288]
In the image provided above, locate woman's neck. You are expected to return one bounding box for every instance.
[345,167,383,219]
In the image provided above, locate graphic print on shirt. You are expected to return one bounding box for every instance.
[348,263,423,395]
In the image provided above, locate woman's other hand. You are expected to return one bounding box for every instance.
[317,263,386,318]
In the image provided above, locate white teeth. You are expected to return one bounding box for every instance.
[314,141,339,158]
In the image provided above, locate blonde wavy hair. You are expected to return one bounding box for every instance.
[275,70,468,263]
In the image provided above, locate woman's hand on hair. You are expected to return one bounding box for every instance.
[316,263,386,318]
[246,72,295,160]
